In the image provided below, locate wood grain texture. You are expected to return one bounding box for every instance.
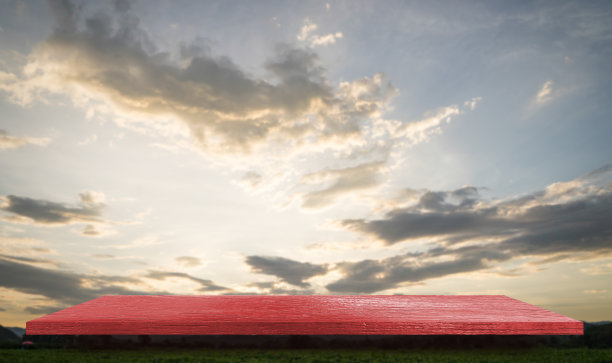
[26,295,583,335]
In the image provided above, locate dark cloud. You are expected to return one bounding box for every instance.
[0,1,479,213]
[48,0,82,34]
[415,186,481,212]
[3,1,396,155]
[179,37,213,59]
[340,186,494,243]
[326,166,612,293]
[113,0,134,13]
[245,256,328,287]
[496,195,612,256]
[0,192,105,225]
[342,179,612,247]
[327,255,487,294]
[584,164,612,179]
[24,305,66,315]
[247,281,315,295]
[0,254,58,267]
[0,257,224,306]
[87,274,140,285]
[342,209,511,245]
[0,257,134,305]
[144,271,228,292]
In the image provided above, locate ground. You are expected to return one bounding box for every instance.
[1,347,612,363]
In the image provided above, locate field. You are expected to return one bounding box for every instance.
[1,347,612,363]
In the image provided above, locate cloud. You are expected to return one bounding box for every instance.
[238,171,263,190]
[311,32,343,47]
[341,186,495,244]
[79,223,116,237]
[297,18,343,47]
[24,305,66,315]
[0,1,370,155]
[325,165,612,293]
[342,167,612,248]
[0,256,229,308]
[245,256,328,287]
[0,192,105,225]
[0,236,56,264]
[297,18,317,41]
[246,281,315,295]
[0,129,51,150]
[281,101,471,209]
[534,80,557,105]
[0,1,477,210]
[0,256,157,305]
[174,256,202,267]
[327,255,487,293]
[47,0,82,34]
[0,0,459,159]
[464,96,482,111]
[580,262,612,275]
[394,105,462,144]
[297,161,385,209]
[81,224,101,236]
[0,254,59,268]
[144,271,228,292]
[113,0,134,13]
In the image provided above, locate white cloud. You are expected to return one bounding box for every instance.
[297,18,343,47]
[310,32,343,47]
[0,129,51,150]
[297,161,386,209]
[535,80,554,104]
[0,1,477,212]
[580,262,612,275]
[394,105,461,144]
[297,18,317,41]
[464,96,482,111]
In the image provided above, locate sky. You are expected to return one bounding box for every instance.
[0,0,611,327]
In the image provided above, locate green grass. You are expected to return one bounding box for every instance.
[1,347,611,363]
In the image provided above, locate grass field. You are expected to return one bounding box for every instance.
[1,347,612,362]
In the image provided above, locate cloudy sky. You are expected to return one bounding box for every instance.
[1,0,611,327]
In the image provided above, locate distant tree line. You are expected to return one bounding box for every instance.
[3,322,611,349]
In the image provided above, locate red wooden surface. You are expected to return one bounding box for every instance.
[26,295,583,335]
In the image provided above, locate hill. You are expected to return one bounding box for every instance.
[0,325,19,346]
[6,327,25,339]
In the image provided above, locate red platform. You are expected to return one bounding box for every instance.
[26,295,583,335]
